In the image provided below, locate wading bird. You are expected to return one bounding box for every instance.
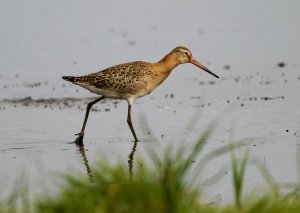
[63,46,219,144]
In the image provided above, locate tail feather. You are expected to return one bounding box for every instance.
[62,76,76,82]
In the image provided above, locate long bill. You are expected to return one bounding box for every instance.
[190,58,219,78]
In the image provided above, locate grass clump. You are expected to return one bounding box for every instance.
[37,160,201,213]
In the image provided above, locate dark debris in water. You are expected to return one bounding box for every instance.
[245,95,285,102]
[277,62,286,68]
[24,82,42,88]
[165,94,175,98]
[0,96,116,111]
[129,40,136,46]
[261,96,285,101]
[234,77,240,83]
[223,95,286,106]
[223,65,231,70]
[190,96,201,100]
[199,81,216,85]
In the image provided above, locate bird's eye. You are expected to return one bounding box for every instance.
[184,51,189,55]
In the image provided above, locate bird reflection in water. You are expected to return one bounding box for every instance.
[75,140,138,180]
[128,141,138,178]
[75,143,93,181]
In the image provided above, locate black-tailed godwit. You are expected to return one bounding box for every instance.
[63,46,219,144]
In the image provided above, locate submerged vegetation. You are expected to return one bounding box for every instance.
[1,118,300,213]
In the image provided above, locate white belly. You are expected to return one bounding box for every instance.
[76,82,148,101]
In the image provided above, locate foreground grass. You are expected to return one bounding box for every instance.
[37,161,202,213]
[1,121,300,213]
[34,163,300,213]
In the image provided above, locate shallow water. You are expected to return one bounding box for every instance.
[1,0,300,204]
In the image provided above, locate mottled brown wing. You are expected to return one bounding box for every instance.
[88,61,153,93]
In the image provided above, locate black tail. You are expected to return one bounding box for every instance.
[62,76,76,82]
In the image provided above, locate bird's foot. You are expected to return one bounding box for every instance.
[74,133,84,145]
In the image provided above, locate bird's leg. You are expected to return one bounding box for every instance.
[74,96,105,144]
[127,103,138,142]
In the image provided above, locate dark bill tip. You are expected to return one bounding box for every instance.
[190,58,219,79]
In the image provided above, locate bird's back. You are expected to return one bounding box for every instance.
[63,61,160,100]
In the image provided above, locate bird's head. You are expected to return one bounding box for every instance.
[171,46,219,78]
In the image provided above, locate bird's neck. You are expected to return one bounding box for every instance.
[157,53,180,74]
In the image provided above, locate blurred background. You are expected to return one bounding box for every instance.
[1,0,299,95]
